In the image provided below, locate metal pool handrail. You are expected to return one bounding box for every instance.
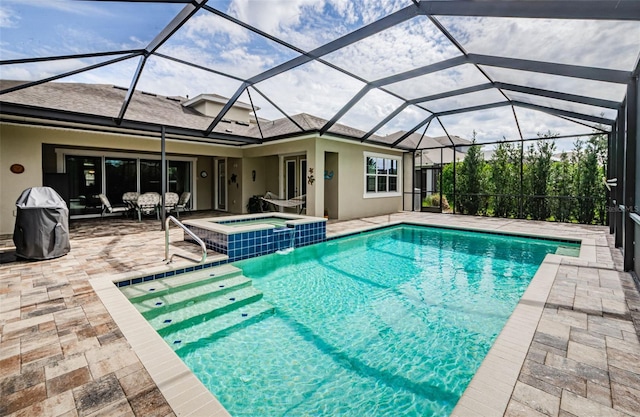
[165,215,207,264]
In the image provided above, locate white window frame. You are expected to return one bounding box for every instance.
[363,151,402,199]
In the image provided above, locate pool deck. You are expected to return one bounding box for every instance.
[1,211,639,416]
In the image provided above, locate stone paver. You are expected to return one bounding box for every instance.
[1,211,639,416]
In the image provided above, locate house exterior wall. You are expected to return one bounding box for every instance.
[0,123,242,234]
[196,156,214,211]
[227,158,243,214]
[0,124,406,235]
[241,157,266,212]
[317,138,403,220]
[1,125,43,236]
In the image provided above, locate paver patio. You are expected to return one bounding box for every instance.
[1,211,639,416]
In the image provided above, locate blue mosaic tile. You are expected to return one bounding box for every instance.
[132,277,143,284]
[143,276,154,282]
[117,280,131,287]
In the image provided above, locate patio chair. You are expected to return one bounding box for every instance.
[261,192,306,214]
[122,191,139,218]
[136,192,160,221]
[98,194,128,217]
[174,191,191,218]
[164,192,180,215]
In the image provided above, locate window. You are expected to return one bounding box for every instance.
[364,152,400,197]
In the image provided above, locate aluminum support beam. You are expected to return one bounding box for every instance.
[205,6,417,132]
[409,83,493,105]
[248,6,417,85]
[391,115,434,147]
[204,82,249,135]
[361,103,409,141]
[469,54,631,85]
[0,102,261,144]
[0,53,141,95]
[615,107,625,248]
[495,82,621,110]
[608,129,615,234]
[371,56,468,87]
[435,101,508,117]
[512,101,615,126]
[319,86,372,135]
[251,86,305,132]
[145,0,207,54]
[116,55,147,124]
[161,126,167,231]
[0,49,142,66]
[623,78,638,271]
[417,1,640,21]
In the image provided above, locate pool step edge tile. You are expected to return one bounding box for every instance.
[121,264,243,301]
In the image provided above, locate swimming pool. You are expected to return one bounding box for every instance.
[128,224,577,416]
[183,213,326,261]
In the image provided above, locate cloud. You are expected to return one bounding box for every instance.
[184,12,252,46]
[375,105,432,137]
[2,0,113,17]
[438,16,640,71]
[248,60,366,121]
[0,6,19,28]
[1,1,631,148]
[324,16,461,80]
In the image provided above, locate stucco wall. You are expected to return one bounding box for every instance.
[264,156,279,195]
[0,124,407,234]
[227,158,243,214]
[0,123,242,235]
[242,157,267,212]
[324,152,339,219]
[1,127,44,236]
[196,157,213,211]
[317,138,403,220]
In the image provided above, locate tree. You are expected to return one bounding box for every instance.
[524,134,556,220]
[489,141,519,218]
[442,162,455,210]
[457,133,485,215]
[574,134,605,224]
[549,151,573,222]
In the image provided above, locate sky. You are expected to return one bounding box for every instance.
[1,0,639,148]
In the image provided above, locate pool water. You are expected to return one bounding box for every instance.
[214,217,289,228]
[165,226,575,416]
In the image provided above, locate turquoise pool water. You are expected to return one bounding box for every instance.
[161,225,575,416]
[215,217,289,228]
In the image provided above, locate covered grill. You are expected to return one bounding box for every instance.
[13,187,70,260]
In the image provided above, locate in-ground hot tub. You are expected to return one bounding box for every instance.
[183,213,327,261]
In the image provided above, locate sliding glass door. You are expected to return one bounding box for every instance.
[105,158,136,204]
[63,152,193,217]
[66,155,103,216]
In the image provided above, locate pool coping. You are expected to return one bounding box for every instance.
[184,212,327,235]
[90,219,594,417]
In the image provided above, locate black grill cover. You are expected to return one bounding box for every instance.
[13,187,70,260]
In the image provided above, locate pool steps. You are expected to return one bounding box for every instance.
[171,300,274,354]
[120,264,242,302]
[130,275,252,319]
[121,264,275,352]
[151,286,264,335]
